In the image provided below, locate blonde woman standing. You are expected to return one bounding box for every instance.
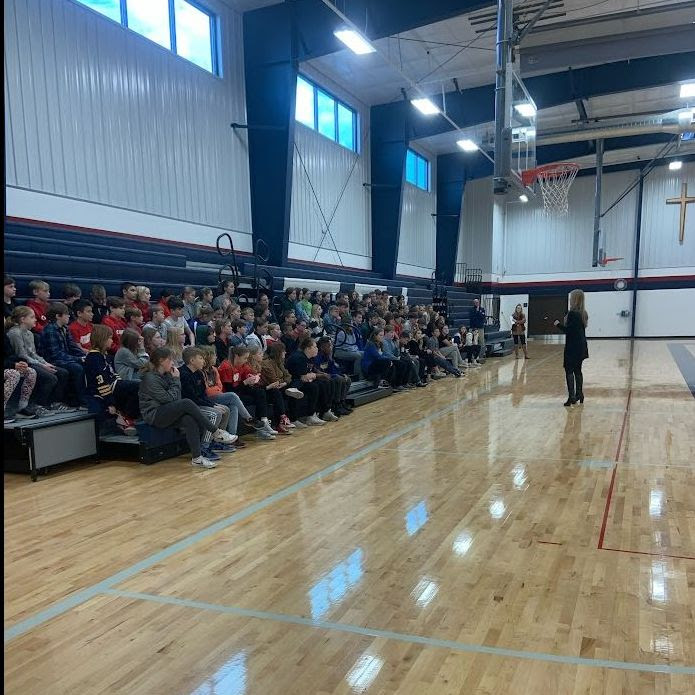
[511,304,529,359]
[554,289,589,406]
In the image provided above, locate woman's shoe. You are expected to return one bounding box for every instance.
[563,398,576,407]
[577,393,585,403]
[277,422,293,435]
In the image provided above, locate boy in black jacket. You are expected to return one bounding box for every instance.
[180,347,235,458]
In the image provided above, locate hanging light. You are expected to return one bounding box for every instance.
[411,98,440,116]
[457,139,479,152]
[333,29,375,55]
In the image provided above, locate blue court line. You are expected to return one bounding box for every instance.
[4,352,559,644]
[104,589,695,676]
[668,343,695,398]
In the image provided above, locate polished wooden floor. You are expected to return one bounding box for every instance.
[4,340,695,694]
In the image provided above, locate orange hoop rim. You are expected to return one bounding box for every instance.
[521,162,580,187]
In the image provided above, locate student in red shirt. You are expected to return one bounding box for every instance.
[121,282,138,309]
[158,289,173,318]
[102,297,127,354]
[25,280,51,333]
[68,299,94,354]
[219,346,276,437]
[134,286,152,323]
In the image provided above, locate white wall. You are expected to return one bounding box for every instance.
[289,68,371,270]
[583,291,633,338]
[634,288,695,337]
[457,177,493,275]
[4,0,253,251]
[397,153,437,278]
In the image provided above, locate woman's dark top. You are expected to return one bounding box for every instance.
[557,310,588,369]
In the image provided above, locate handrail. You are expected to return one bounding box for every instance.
[217,263,239,289]
[255,238,270,263]
[216,233,240,289]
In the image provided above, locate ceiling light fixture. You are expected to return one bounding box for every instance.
[679,83,695,98]
[514,102,536,118]
[333,29,375,55]
[411,98,440,116]
[669,160,683,171]
[519,194,529,203]
[457,139,479,152]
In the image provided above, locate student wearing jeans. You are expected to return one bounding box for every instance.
[138,347,237,469]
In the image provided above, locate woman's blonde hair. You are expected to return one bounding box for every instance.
[135,286,150,302]
[568,289,588,326]
[200,345,217,369]
[165,327,184,361]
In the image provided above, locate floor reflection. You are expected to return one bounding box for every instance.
[308,548,363,620]
[190,651,246,695]
[405,500,428,536]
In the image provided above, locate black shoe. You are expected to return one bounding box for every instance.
[340,401,353,412]
[453,371,462,378]
[577,393,585,403]
[15,408,38,420]
[563,398,576,407]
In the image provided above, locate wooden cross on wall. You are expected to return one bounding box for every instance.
[666,182,695,244]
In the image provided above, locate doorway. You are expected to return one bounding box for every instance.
[528,295,567,335]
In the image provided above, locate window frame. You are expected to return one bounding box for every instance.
[295,73,358,153]
[71,0,220,77]
[405,148,430,192]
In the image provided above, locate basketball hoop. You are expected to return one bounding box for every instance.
[521,162,580,215]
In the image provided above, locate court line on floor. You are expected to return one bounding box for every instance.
[4,353,558,644]
[103,588,695,676]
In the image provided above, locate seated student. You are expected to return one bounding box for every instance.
[165,297,195,346]
[134,286,152,323]
[361,328,397,389]
[4,275,17,320]
[125,307,144,335]
[265,323,282,350]
[114,329,149,381]
[139,347,236,468]
[158,289,173,318]
[225,302,242,323]
[323,305,341,336]
[90,285,109,325]
[102,297,128,354]
[439,324,466,372]
[121,282,138,309]
[212,280,236,311]
[245,318,268,353]
[213,318,232,365]
[143,306,167,341]
[380,326,413,391]
[298,288,313,319]
[181,286,198,326]
[280,322,299,355]
[179,346,235,459]
[408,328,441,380]
[309,304,324,338]
[333,316,364,380]
[229,319,248,348]
[41,303,88,408]
[61,283,82,322]
[279,288,297,317]
[194,305,215,346]
[25,280,51,333]
[218,346,277,439]
[398,331,427,386]
[165,326,185,368]
[200,346,256,445]
[69,299,94,354]
[257,342,297,435]
[142,326,165,356]
[84,324,141,434]
[4,328,38,419]
[286,337,336,426]
[6,307,74,411]
[425,327,462,377]
[314,336,353,416]
[468,328,483,366]
[241,306,255,334]
[198,288,214,313]
[453,326,480,366]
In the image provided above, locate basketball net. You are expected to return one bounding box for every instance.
[521,163,580,216]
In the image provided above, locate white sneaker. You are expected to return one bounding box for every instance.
[261,419,278,435]
[191,456,217,469]
[321,410,339,422]
[292,419,309,429]
[304,414,327,426]
[285,387,304,400]
[212,429,237,444]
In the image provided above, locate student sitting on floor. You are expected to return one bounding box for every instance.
[260,341,305,435]
[425,327,462,378]
[399,331,427,387]
[41,303,88,408]
[333,316,364,380]
[84,324,141,435]
[361,328,401,389]
[69,299,94,354]
[102,297,127,354]
[114,329,149,382]
[314,336,353,415]
[25,279,51,333]
[139,347,237,469]
[218,346,277,440]
[381,325,415,390]
[286,337,336,426]
[6,307,73,412]
[179,346,235,460]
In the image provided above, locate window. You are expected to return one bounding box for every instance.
[73,0,219,75]
[405,149,429,191]
[294,74,358,152]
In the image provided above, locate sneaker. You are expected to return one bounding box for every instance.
[119,424,137,436]
[191,456,217,469]
[277,423,293,435]
[17,402,36,415]
[15,408,38,419]
[416,381,427,387]
[303,414,327,426]
[291,419,309,429]
[335,406,352,416]
[51,403,76,412]
[256,429,276,441]
[245,418,267,431]
[201,447,222,461]
[321,410,339,422]
[377,380,391,389]
[431,372,446,380]
[285,387,304,400]
[211,442,236,453]
[261,419,278,435]
[212,429,237,445]
[35,406,51,417]
[117,414,137,430]
[234,439,246,448]
[4,418,16,425]
[280,414,295,429]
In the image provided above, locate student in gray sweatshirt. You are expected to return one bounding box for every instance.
[114,329,149,382]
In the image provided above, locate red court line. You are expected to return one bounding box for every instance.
[597,389,632,550]
[601,546,695,561]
